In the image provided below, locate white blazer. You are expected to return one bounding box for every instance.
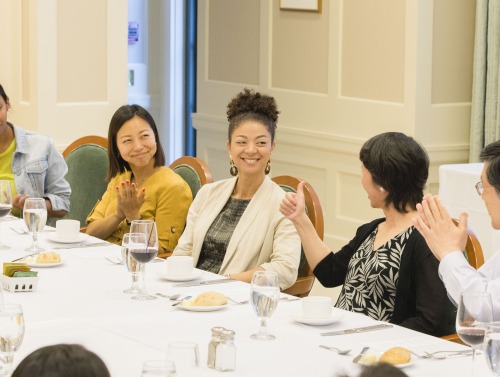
[173,176,301,289]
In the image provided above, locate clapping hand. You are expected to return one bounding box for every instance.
[115,180,145,220]
[12,194,29,210]
[413,194,469,260]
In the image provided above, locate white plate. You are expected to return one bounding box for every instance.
[292,312,344,326]
[177,304,227,312]
[26,261,63,268]
[358,352,414,369]
[47,233,89,244]
[157,269,203,282]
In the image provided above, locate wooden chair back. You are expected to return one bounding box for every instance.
[272,175,324,297]
[441,219,485,345]
[169,156,213,198]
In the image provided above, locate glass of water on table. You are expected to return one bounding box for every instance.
[23,198,47,253]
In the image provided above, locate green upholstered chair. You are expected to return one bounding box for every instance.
[62,136,109,229]
[441,220,484,344]
[272,175,324,297]
[169,156,213,199]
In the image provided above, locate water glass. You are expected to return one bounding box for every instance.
[0,304,24,376]
[121,233,146,294]
[23,198,47,253]
[166,342,199,377]
[0,181,13,250]
[250,270,280,341]
[141,360,176,376]
[485,322,500,376]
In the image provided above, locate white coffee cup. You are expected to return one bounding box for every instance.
[301,296,332,319]
[56,219,80,241]
[165,256,193,277]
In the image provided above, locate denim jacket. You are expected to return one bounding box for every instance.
[11,124,71,216]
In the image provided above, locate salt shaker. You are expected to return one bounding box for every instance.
[207,326,225,368]
[215,329,236,372]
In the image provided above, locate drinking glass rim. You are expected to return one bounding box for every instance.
[487,321,500,329]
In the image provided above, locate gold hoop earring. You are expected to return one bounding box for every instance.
[230,160,238,176]
[265,160,271,175]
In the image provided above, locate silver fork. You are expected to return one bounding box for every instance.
[424,350,474,360]
[104,257,122,265]
[227,297,248,305]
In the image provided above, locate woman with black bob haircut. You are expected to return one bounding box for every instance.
[281,132,454,336]
[86,104,192,254]
[12,344,110,377]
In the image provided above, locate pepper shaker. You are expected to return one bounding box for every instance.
[207,326,225,368]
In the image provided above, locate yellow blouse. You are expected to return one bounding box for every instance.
[87,167,192,253]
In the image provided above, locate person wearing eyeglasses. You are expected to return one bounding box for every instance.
[414,140,500,320]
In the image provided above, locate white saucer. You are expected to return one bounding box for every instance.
[48,233,89,244]
[292,312,344,326]
[26,261,63,268]
[177,304,227,312]
[157,269,203,282]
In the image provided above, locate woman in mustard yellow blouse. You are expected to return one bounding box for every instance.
[86,105,192,255]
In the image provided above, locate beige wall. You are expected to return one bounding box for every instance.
[194,0,476,297]
[0,0,127,150]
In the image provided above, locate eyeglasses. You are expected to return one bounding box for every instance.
[475,180,491,196]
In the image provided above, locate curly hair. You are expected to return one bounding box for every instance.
[226,88,279,142]
[359,132,429,213]
[480,140,500,195]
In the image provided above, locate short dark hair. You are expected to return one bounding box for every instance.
[12,344,111,377]
[226,88,279,143]
[0,84,9,104]
[107,104,166,180]
[359,132,429,213]
[480,140,500,194]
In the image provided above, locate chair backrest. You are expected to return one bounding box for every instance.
[169,156,213,198]
[272,175,324,297]
[441,219,485,344]
[62,136,109,227]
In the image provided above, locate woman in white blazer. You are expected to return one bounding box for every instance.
[173,88,301,289]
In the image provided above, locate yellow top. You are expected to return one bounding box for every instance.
[0,139,19,216]
[87,166,192,253]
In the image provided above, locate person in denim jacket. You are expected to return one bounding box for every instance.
[0,84,70,223]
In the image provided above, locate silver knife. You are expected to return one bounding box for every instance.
[173,278,237,288]
[52,242,112,250]
[320,323,393,336]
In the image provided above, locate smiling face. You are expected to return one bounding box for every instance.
[480,162,500,229]
[361,164,387,209]
[116,116,157,170]
[226,120,275,179]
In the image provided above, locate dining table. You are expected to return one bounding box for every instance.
[0,218,492,377]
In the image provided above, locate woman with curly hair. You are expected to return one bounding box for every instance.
[173,88,301,289]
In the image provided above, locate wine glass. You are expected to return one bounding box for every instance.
[141,360,176,377]
[249,270,280,341]
[129,220,159,301]
[166,342,199,377]
[456,291,493,376]
[0,181,13,250]
[23,198,47,253]
[120,233,146,294]
[485,321,500,376]
[0,304,24,376]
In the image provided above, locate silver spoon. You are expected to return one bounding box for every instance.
[171,296,192,306]
[319,345,352,355]
[156,293,181,300]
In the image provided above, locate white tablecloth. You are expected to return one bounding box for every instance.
[439,163,500,261]
[0,220,491,377]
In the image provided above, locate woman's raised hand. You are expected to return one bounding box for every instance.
[279,181,307,223]
[115,180,146,220]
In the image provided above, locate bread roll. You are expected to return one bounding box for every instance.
[379,347,411,365]
[192,292,228,306]
[35,252,61,264]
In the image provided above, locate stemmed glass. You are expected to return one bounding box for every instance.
[129,220,159,301]
[120,233,146,294]
[141,360,176,377]
[484,322,500,376]
[249,270,280,341]
[0,181,13,250]
[456,291,493,376]
[23,198,47,253]
[0,304,25,376]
